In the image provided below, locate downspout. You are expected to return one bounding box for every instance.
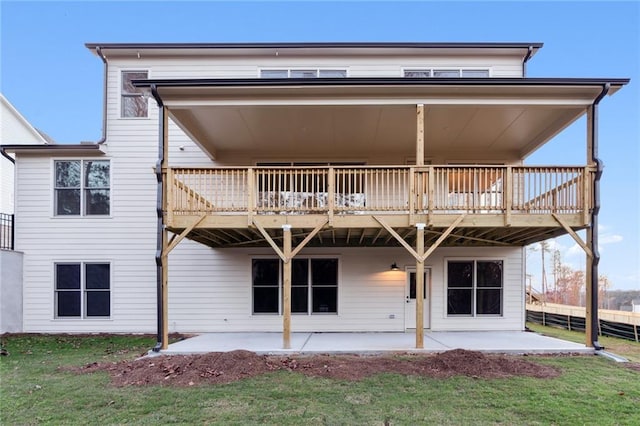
[522,46,534,77]
[94,47,108,144]
[589,83,610,350]
[151,84,165,352]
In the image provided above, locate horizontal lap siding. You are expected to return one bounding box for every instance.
[166,245,524,333]
[17,52,525,333]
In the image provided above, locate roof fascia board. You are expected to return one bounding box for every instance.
[133,77,630,88]
[86,42,544,50]
[1,144,106,155]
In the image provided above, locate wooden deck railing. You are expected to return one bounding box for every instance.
[169,165,591,219]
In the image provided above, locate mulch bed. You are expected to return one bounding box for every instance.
[73,349,562,387]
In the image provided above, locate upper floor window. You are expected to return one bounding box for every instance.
[260,69,347,78]
[404,69,490,78]
[54,160,110,216]
[121,71,149,117]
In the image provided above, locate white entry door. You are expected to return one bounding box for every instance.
[404,268,431,329]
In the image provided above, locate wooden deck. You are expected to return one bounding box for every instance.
[165,165,593,248]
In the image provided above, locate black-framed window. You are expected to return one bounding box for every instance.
[447,260,503,316]
[121,71,149,117]
[55,263,110,318]
[252,258,338,314]
[54,160,110,216]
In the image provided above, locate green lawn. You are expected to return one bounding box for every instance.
[1,333,639,425]
[527,322,640,362]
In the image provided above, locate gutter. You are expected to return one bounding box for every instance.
[589,83,610,350]
[151,84,165,352]
[94,47,108,144]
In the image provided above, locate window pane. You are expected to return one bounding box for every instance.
[55,189,80,215]
[311,259,338,285]
[85,189,110,215]
[477,261,503,287]
[57,291,81,317]
[253,287,278,313]
[447,289,472,315]
[404,70,431,78]
[447,261,473,288]
[260,70,288,78]
[409,273,426,299]
[312,287,337,313]
[433,70,460,77]
[122,95,148,118]
[252,259,279,285]
[55,161,80,188]
[86,291,110,316]
[122,71,148,93]
[290,70,318,78]
[56,264,80,289]
[461,69,490,77]
[319,69,347,78]
[86,264,110,289]
[292,259,308,285]
[291,287,308,313]
[477,289,502,315]
[84,161,110,188]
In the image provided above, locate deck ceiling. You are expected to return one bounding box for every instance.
[156,83,609,160]
[173,224,583,250]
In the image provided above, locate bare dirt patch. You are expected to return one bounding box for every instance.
[73,349,561,387]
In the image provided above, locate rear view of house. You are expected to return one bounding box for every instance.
[2,42,628,349]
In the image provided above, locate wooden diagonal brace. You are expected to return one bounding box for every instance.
[162,214,207,257]
[421,214,466,262]
[252,219,287,262]
[290,219,329,259]
[374,216,420,261]
[552,213,593,258]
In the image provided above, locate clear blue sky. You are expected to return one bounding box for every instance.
[1,1,638,290]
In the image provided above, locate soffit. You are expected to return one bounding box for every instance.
[158,83,607,160]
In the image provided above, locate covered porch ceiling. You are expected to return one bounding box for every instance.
[139,78,625,161]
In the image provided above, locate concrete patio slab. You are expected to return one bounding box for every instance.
[160,331,593,356]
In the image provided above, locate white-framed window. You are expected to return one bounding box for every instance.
[121,70,149,118]
[260,69,347,78]
[55,262,111,318]
[54,160,110,216]
[252,258,339,314]
[446,259,503,316]
[403,68,490,78]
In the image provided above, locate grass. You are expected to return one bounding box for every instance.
[526,322,640,362]
[1,333,639,425]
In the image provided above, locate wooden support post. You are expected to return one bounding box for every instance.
[504,166,512,226]
[416,104,425,166]
[328,167,335,225]
[247,168,254,226]
[416,223,425,349]
[282,225,292,349]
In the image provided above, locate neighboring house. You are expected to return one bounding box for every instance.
[0,94,50,215]
[0,94,49,332]
[1,43,628,350]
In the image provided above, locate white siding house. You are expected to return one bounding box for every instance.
[1,94,49,214]
[3,43,627,349]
